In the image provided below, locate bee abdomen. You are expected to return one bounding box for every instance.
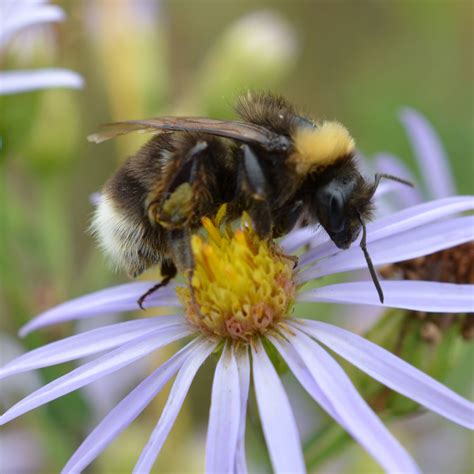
[90,194,163,277]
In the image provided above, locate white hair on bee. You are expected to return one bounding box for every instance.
[90,194,148,276]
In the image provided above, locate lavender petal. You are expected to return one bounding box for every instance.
[268,334,344,425]
[289,328,420,473]
[133,340,216,473]
[374,153,423,207]
[295,319,474,429]
[234,346,250,474]
[299,196,474,267]
[61,339,202,474]
[400,108,456,199]
[0,69,84,95]
[297,281,474,313]
[1,4,65,47]
[0,316,184,380]
[298,215,474,282]
[251,339,305,473]
[205,343,240,473]
[280,227,317,254]
[19,282,181,337]
[0,324,192,425]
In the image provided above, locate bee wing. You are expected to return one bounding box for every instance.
[87,117,288,150]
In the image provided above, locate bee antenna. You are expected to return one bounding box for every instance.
[371,173,414,197]
[357,214,384,304]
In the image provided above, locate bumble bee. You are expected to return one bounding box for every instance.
[89,92,411,307]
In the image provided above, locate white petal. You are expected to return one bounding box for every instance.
[297,280,474,313]
[133,340,216,473]
[268,334,343,425]
[288,328,420,473]
[19,282,179,337]
[400,108,456,199]
[234,346,250,474]
[295,319,474,429]
[61,338,202,474]
[298,215,473,282]
[0,324,191,425]
[1,4,65,47]
[0,69,83,95]
[374,152,423,207]
[0,315,183,379]
[206,343,240,473]
[299,196,474,267]
[251,339,305,474]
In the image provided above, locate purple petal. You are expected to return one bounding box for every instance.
[206,343,240,473]
[19,282,181,337]
[298,215,474,282]
[0,315,183,380]
[133,340,216,473]
[299,196,474,267]
[374,153,423,207]
[234,347,250,474]
[0,324,192,425]
[297,281,474,313]
[0,69,84,95]
[62,339,202,474]
[288,328,420,473]
[1,4,65,47]
[280,227,317,254]
[400,108,456,199]
[268,334,343,425]
[295,319,474,429]
[251,339,305,473]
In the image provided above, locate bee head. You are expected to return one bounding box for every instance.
[315,169,374,249]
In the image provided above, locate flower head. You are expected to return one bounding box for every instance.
[1,197,473,473]
[178,211,295,340]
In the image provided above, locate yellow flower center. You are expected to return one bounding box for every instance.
[176,207,296,342]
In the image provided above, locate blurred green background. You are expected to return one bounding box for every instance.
[1,1,473,472]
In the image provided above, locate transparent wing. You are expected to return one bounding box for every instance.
[87,117,285,149]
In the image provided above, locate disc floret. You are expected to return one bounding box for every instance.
[177,210,296,341]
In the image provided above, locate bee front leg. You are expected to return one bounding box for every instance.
[239,144,273,239]
[137,259,177,310]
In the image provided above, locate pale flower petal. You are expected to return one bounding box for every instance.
[205,343,240,473]
[289,328,420,474]
[0,3,65,47]
[133,340,216,474]
[251,339,305,474]
[297,281,474,313]
[0,325,191,425]
[294,319,474,429]
[234,347,250,474]
[0,69,84,95]
[400,108,456,199]
[19,282,180,337]
[62,339,202,474]
[298,215,473,282]
[0,315,183,379]
[299,195,474,267]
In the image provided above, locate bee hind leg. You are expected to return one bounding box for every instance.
[137,259,177,310]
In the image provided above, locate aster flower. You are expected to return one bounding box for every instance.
[1,198,473,473]
[0,0,83,95]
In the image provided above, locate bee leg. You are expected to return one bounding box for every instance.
[239,144,273,239]
[137,259,177,310]
[169,229,203,318]
[272,200,304,238]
